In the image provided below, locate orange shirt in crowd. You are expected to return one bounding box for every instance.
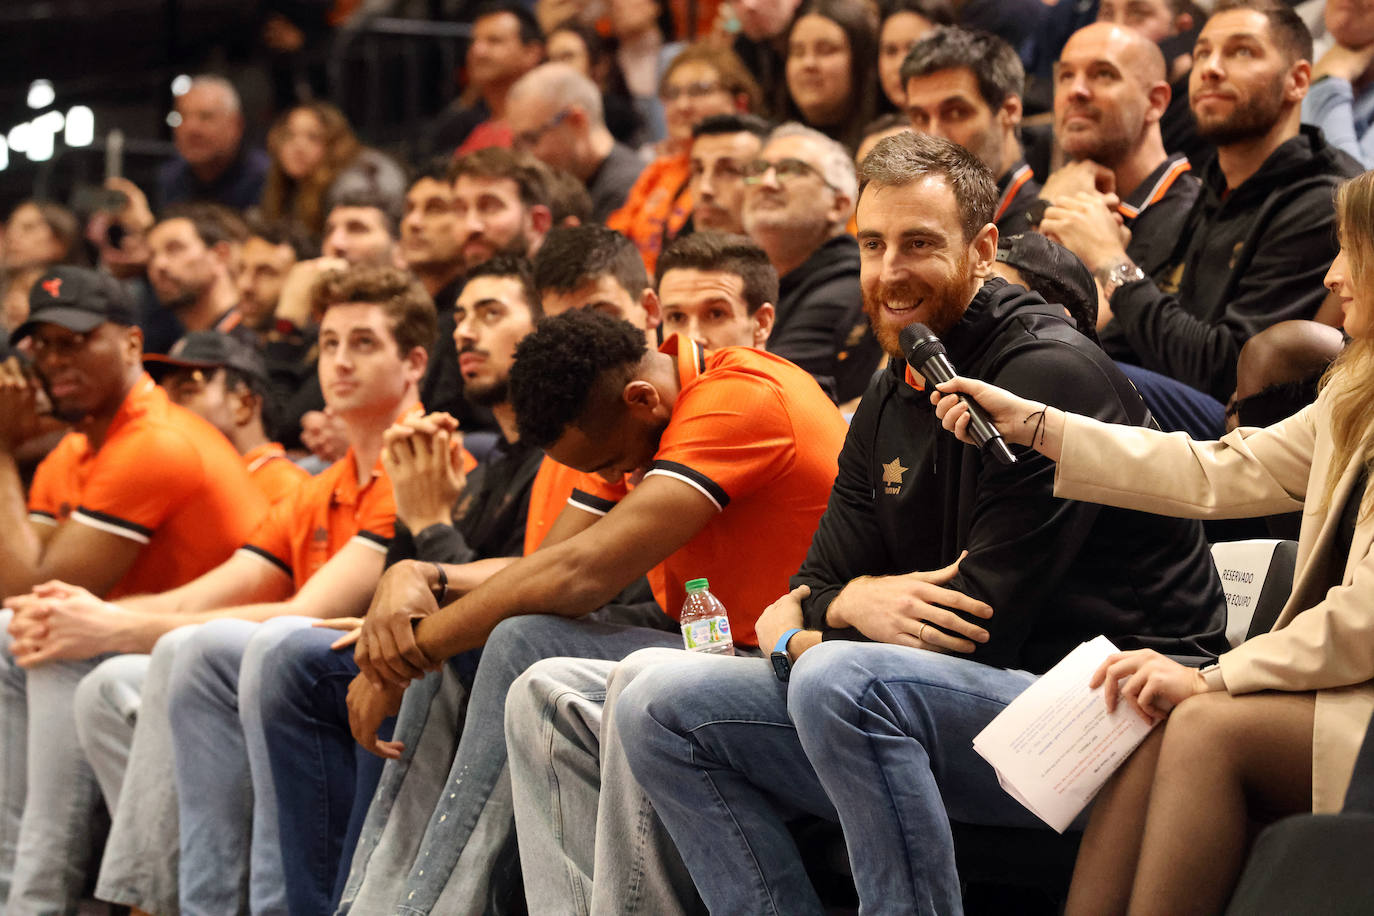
[606,153,693,275]
[240,447,397,591]
[243,442,310,507]
[27,375,268,599]
[569,335,846,646]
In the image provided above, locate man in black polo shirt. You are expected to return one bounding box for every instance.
[1042,0,1362,436]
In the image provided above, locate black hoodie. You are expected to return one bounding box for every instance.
[772,234,882,404]
[796,278,1228,674]
[1102,126,1362,401]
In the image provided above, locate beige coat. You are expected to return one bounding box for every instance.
[1054,385,1373,813]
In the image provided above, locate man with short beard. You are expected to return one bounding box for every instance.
[616,129,1228,916]
[1040,22,1201,282]
[1042,0,1362,437]
[145,203,253,349]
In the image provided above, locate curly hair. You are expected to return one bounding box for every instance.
[260,102,362,236]
[310,264,437,356]
[510,309,647,448]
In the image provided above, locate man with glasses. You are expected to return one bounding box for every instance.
[0,266,267,912]
[742,122,881,403]
[505,63,646,222]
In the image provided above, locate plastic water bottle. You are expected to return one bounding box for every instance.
[680,578,734,655]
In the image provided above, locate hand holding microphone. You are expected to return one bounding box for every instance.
[899,324,1041,464]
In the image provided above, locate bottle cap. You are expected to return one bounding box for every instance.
[685,578,709,592]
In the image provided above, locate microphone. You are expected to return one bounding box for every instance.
[900,323,1017,466]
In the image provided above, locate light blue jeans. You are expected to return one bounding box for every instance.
[340,609,677,916]
[0,610,108,915]
[504,647,708,916]
[617,643,1041,915]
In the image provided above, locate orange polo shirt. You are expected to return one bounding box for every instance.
[568,336,846,645]
[239,446,396,591]
[27,375,267,599]
[243,442,309,507]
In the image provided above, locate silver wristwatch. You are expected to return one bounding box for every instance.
[1095,259,1147,299]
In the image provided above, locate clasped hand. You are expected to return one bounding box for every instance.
[5,580,129,667]
[382,412,466,533]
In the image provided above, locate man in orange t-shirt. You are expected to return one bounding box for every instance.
[0,266,267,913]
[144,330,308,506]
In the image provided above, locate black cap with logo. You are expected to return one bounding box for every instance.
[11,266,139,346]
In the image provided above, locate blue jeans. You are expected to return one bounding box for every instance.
[342,608,676,915]
[166,616,315,916]
[1116,362,1226,439]
[257,625,392,916]
[617,643,1041,915]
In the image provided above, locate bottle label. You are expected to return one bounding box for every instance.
[681,615,732,651]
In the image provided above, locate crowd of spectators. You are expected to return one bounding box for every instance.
[1,0,1373,913]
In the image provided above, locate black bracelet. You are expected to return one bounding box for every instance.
[432,562,449,605]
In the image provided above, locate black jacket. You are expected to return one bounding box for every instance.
[1103,126,1362,401]
[796,278,1228,674]
[772,235,882,403]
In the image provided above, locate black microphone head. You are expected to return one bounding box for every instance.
[899,322,945,367]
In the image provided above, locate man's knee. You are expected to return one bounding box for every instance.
[258,626,346,719]
[167,620,257,711]
[484,614,578,673]
[73,655,148,742]
[788,640,880,724]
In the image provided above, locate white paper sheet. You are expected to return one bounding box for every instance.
[972,636,1158,833]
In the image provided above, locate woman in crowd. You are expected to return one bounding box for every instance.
[608,43,760,271]
[610,0,685,147]
[931,168,1374,916]
[3,200,80,273]
[785,0,880,154]
[546,18,644,146]
[876,0,953,110]
[257,101,406,238]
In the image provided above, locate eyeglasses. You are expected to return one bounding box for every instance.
[661,80,726,102]
[513,109,571,150]
[742,157,835,189]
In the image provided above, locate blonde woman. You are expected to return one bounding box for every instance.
[932,169,1374,916]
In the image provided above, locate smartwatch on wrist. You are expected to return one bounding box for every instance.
[770,627,804,682]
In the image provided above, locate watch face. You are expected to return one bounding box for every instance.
[771,652,792,682]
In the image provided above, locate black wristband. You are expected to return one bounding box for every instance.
[432,562,449,605]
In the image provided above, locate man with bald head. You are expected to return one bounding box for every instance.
[505,63,646,221]
[157,75,269,211]
[1039,22,1201,282]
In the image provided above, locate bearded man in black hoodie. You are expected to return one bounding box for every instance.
[614,130,1229,915]
[1042,0,1362,437]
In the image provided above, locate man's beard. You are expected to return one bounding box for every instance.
[1194,76,1287,146]
[466,376,509,408]
[462,233,529,272]
[153,279,202,312]
[1060,109,1138,169]
[862,259,972,359]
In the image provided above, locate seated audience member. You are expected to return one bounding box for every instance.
[54,265,432,916]
[615,130,1228,916]
[157,75,270,212]
[877,0,953,110]
[742,122,880,401]
[339,303,846,915]
[609,0,684,147]
[686,112,771,235]
[654,232,776,350]
[238,217,313,336]
[901,27,1042,236]
[428,1,545,156]
[145,330,308,505]
[545,166,595,226]
[1043,0,1362,437]
[1039,23,1201,292]
[258,101,408,239]
[929,166,1374,916]
[608,43,761,272]
[144,203,253,354]
[1303,0,1374,167]
[3,200,80,274]
[546,18,643,145]
[0,267,266,913]
[506,63,647,222]
[247,257,548,916]
[1227,319,1347,432]
[1098,0,1210,167]
[784,0,880,154]
[993,231,1103,345]
[532,224,664,334]
[731,0,802,119]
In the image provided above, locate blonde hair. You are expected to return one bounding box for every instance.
[1318,170,1374,516]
